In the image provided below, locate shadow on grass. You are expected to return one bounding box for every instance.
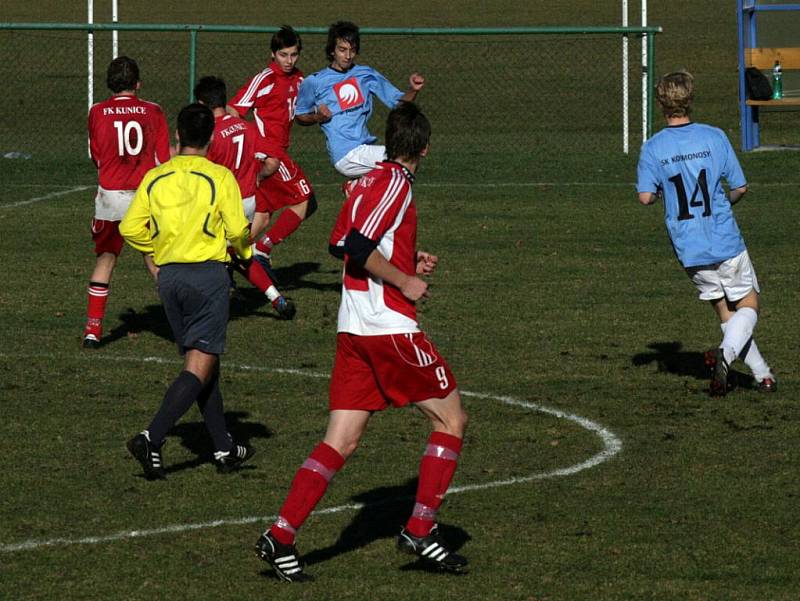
[163,410,272,475]
[97,261,340,348]
[270,260,341,294]
[632,341,754,390]
[295,479,470,571]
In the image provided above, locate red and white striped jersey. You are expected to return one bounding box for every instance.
[337,161,419,336]
[206,114,265,200]
[88,94,170,191]
[229,62,303,157]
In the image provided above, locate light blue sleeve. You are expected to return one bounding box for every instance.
[636,144,661,194]
[366,67,404,108]
[296,75,317,116]
[720,134,746,189]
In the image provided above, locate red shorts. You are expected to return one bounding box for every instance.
[329,332,458,411]
[255,154,313,214]
[91,218,124,256]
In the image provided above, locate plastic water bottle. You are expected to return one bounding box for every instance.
[772,60,783,100]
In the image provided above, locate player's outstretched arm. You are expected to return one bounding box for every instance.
[400,73,425,103]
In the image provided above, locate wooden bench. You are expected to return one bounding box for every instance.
[740,47,800,150]
[745,47,800,106]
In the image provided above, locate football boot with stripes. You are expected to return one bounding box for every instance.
[255,531,313,582]
[126,432,166,480]
[82,333,101,349]
[214,443,255,473]
[271,296,296,320]
[757,377,777,393]
[708,347,729,397]
[397,526,468,573]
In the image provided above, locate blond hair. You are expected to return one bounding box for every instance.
[656,71,694,118]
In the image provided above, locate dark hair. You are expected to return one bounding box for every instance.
[326,21,360,61]
[271,25,302,53]
[177,103,215,148]
[106,56,140,93]
[194,76,227,109]
[385,102,431,161]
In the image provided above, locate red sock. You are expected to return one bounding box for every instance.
[270,442,345,544]
[85,281,109,336]
[264,209,302,247]
[228,248,275,293]
[405,432,463,537]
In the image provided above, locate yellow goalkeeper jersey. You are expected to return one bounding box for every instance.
[120,154,252,265]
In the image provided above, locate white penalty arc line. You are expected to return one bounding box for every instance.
[0,354,622,554]
[1,185,93,209]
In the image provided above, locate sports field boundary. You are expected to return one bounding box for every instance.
[0,353,622,555]
[4,181,800,211]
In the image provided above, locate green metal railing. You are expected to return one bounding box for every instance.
[0,22,661,181]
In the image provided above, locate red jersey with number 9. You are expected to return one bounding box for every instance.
[88,94,170,191]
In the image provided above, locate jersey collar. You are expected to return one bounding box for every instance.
[381,160,415,184]
[269,61,296,77]
[327,63,356,75]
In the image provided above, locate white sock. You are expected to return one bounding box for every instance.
[265,285,280,302]
[720,307,758,365]
[720,322,773,382]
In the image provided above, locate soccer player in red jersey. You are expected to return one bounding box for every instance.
[255,103,469,582]
[83,56,170,348]
[194,76,295,319]
[227,25,316,268]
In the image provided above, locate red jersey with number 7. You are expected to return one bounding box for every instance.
[337,161,419,336]
[229,62,303,157]
[206,114,266,200]
[88,94,170,191]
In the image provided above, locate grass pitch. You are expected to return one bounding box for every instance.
[2,2,800,600]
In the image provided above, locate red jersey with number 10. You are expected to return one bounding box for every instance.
[229,62,303,157]
[88,94,170,191]
[206,114,265,199]
[338,161,419,336]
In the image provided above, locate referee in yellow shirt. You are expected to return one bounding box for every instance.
[120,103,255,480]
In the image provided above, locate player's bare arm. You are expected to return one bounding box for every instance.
[728,185,747,205]
[400,73,425,102]
[364,249,429,301]
[416,251,438,275]
[296,103,332,125]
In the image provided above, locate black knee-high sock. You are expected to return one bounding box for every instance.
[196,372,232,452]
[148,371,204,445]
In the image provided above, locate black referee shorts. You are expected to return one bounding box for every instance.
[158,261,230,355]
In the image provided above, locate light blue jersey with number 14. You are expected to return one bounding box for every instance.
[637,122,747,268]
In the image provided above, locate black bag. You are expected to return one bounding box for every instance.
[745,67,773,100]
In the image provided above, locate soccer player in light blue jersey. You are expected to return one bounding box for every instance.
[637,71,776,396]
[295,21,424,182]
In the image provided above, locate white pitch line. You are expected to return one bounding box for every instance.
[0,354,622,554]
[1,185,93,209]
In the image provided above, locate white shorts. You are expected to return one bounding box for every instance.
[334,144,386,178]
[242,195,255,222]
[685,250,760,302]
[94,186,134,221]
